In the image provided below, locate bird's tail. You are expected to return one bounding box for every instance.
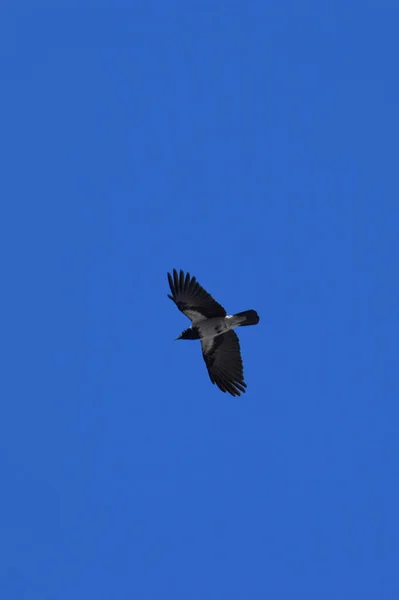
[233,310,260,326]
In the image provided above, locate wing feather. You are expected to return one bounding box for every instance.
[201,331,247,397]
[167,269,226,322]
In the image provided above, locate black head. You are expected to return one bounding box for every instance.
[175,327,200,340]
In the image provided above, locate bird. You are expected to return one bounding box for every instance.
[167,269,260,396]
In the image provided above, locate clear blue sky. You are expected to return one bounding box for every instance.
[1,2,398,599]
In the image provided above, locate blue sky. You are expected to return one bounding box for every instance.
[1,2,398,598]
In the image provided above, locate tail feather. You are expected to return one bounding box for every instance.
[234,309,260,326]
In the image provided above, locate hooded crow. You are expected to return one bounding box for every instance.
[167,269,259,396]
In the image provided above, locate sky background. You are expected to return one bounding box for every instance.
[1,2,398,599]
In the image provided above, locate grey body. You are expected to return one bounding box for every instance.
[179,315,247,340]
[167,269,259,397]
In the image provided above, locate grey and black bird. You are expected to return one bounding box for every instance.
[167,269,260,396]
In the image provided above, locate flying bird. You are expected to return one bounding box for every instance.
[167,269,259,396]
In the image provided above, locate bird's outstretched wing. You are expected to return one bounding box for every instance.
[201,330,247,396]
[167,269,226,322]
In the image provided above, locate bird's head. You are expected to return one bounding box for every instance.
[175,327,200,340]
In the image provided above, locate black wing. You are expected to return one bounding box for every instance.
[201,330,247,397]
[167,269,226,322]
